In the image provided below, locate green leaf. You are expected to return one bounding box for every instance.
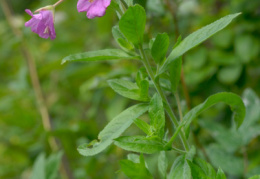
[78,104,149,156]
[119,4,146,46]
[120,157,153,179]
[114,136,167,154]
[217,64,242,84]
[249,175,260,179]
[159,13,241,74]
[149,94,165,138]
[187,160,211,179]
[216,168,227,179]
[168,155,191,179]
[61,49,139,64]
[183,92,245,135]
[169,57,182,92]
[134,118,151,135]
[108,79,150,101]
[151,33,169,64]
[30,153,46,179]
[112,26,134,51]
[45,152,63,179]
[192,158,216,178]
[158,151,168,179]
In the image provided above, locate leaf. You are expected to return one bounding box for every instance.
[217,64,242,84]
[78,104,149,156]
[114,136,167,154]
[249,175,260,179]
[216,168,227,179]
[149,94,165,138]
[169,57,182,92]
[45,152,63,179]
[61,49,139,64]
[159,13,241,74]
[151,33,169,64]
[134,118,151,135]
[168,155,191,179]
[108,79,150,101]
[183,92,246,135]
[192,158,216,178]
[158,151,168,179]
[112,26,134,51]
[30,153,46,179]
[119,4,146,46]
[187,160,211,179]
[120,157,153,179]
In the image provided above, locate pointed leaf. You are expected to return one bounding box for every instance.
[134,118,151,135]
[78,104,149,156]
[30,154,45,179]
[159,13,241,74]
[216,168,227,179]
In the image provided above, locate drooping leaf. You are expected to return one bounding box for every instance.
[183,92,245,136]
[108,79,150,101]
[61,49,139,64]
[149,94,165,138]
[78,104,149,156]
[119,5,146,46]
[216,168,227,179]
[159,13,241,74]
[168,155,191,179]
[30,153,46,179]
[158,151,168,179]
[114,136,167,154]
[151,33,169,64]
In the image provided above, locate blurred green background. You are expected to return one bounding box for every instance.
[0,0,260,178]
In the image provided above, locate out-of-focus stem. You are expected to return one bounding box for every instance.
[54,0,65,7]
[139,46,190,151]
[0,1,74,179]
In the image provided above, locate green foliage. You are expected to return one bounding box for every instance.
[151,33,169,64]
[158,151,168,179]
[216,168,227,179]
[61,49,139,64]
[119,5,146,47]
[159,13,241,74]
[78,104,149,156]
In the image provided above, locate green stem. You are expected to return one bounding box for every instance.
[139,46,190,151]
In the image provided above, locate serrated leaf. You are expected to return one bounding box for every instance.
[216,168,227,179]
[183,92,245,136]
[151,33,169,64]
[78,104,149,156]
[114,136,167,154]
[108,79,150,101]
[168,155,191,179]
[119,5,146,46]
[159,13,241,74]
[149,94,165,138]
[61,49,139,64]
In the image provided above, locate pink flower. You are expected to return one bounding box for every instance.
[25,9,56,40]
[77,0,111,19]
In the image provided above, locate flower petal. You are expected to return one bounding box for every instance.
[77,0,92,12]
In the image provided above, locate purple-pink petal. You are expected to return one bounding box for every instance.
[77,0,111,19]
[25,9,56,40]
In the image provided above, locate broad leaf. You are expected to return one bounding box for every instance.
[120,157,153,179]
[151,33,169,64]
[158,151,168,179]
[149,94,165,138]
[216,168,227,179]
[168,155,191,179]
[108,79,150,101]
[119,5,146,46]
[183,92,245,135]
[30,153,45,179]
[159,13,241,74]
[114,136,167,154]
[78,104,149,156]
[61,49,139,64]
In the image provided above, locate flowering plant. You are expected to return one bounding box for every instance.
[23,0,260,178]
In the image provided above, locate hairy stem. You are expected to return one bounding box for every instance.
[139,47,190,151]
